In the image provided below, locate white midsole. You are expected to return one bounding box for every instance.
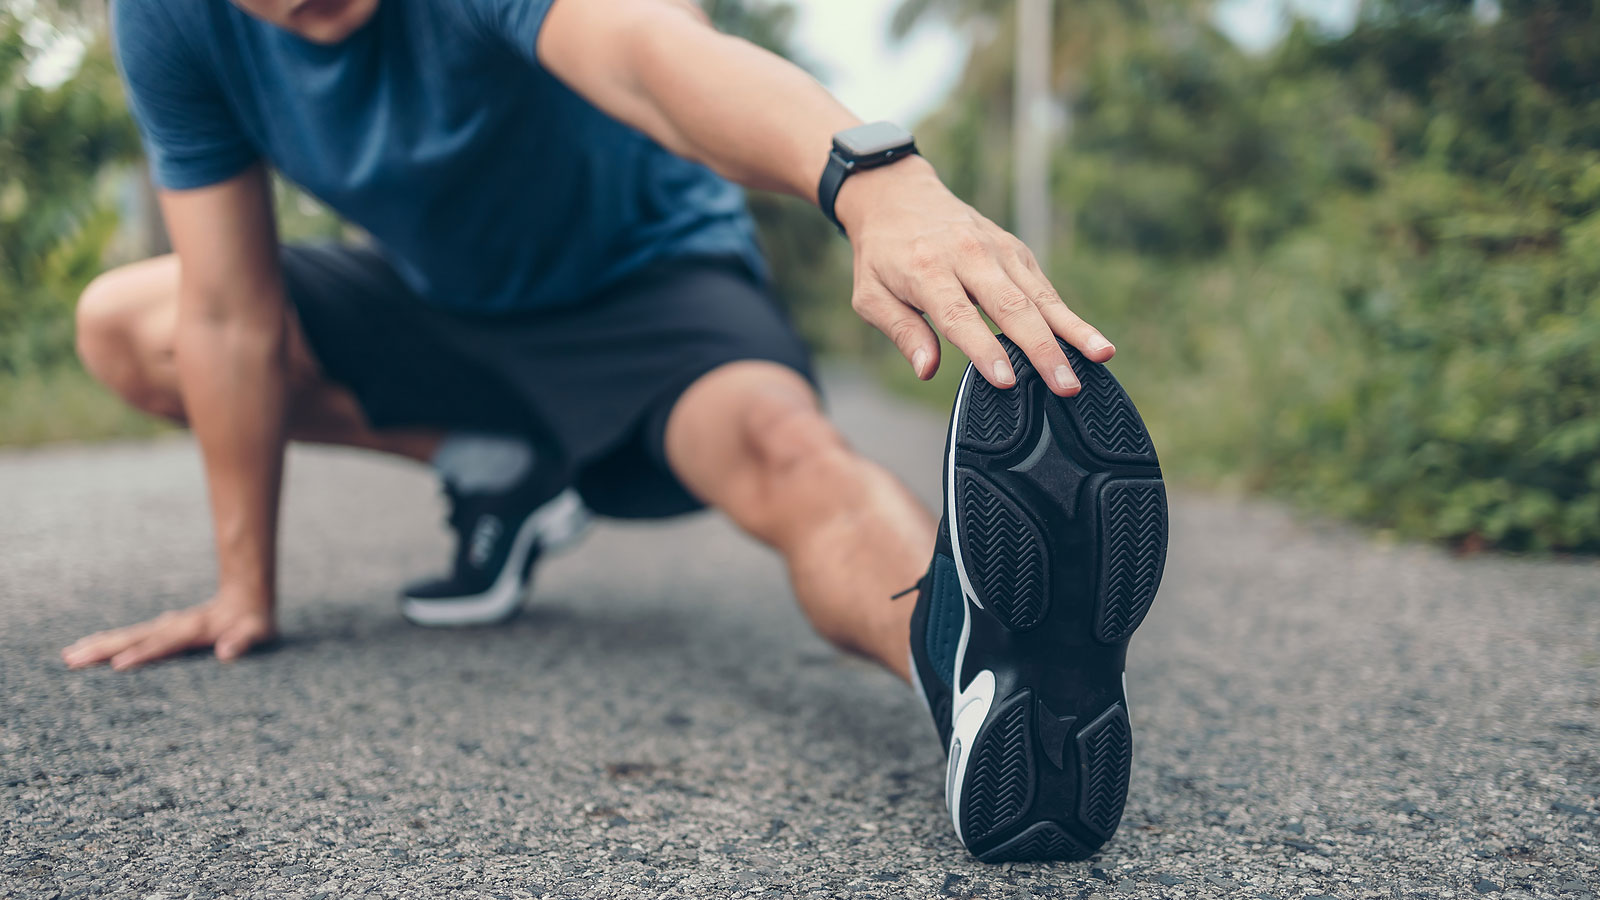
[402,488,589,626]
[943,365,996,847]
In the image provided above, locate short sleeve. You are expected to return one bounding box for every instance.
[458,0,559,66]
[111,0,257,189]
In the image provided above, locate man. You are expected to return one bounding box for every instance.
[61,0,1169,863]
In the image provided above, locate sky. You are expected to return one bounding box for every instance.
[789,0,1365,126]
[786,0,972,126]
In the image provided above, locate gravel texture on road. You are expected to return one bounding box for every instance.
[3,373,1597,900]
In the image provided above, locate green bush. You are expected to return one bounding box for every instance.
[914,0,1600,551]
[0,14,138,377]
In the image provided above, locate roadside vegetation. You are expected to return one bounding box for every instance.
[2,1,1595,551]
[895,0,1600,552]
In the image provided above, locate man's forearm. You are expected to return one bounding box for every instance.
[548,0,1114,400]
[174,299,290,606]
[630,19,859,200]
[541,1,862,203]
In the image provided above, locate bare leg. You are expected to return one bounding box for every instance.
[80,264,939,676]
[75,255,441,462]
[664,361,935,681]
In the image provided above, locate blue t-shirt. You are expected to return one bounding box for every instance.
[111,0,767,313]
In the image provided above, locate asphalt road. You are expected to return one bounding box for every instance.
[2,373,1597,900]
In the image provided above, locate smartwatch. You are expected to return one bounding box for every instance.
[817,121,919,235]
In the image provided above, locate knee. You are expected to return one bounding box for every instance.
[741,393,855,487]
[730,392,874,544]
[75,271,175,417]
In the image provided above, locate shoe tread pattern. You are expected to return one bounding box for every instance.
[962,690,1034,846]
[1076,703,1133,840]
[958,373,1027,454]
[1094,479,1168,644]
[947,336,1162,863]
[1065,347,1157,465]
[979,821,1092,863]
[957,470,1047,632]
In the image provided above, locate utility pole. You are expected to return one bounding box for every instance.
[1014,0,1053,271]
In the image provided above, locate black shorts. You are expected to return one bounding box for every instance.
[281,243,815,519]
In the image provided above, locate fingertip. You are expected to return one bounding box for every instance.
[1046,364,1079,396]
[1086,336,1116,362]
[990,357,1017,388]
[911,347,931,380]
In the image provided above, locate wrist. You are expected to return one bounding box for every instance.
[832,154,941,237]
[214,579,276,612]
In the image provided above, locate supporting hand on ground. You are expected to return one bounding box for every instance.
[61,589,277,670]
[833,156,1116,397]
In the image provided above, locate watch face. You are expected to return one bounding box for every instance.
[834,121,915,158]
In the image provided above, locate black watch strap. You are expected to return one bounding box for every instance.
[817,149,854,236]
[817,122,918,237]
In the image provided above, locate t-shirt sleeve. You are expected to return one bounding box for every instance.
[111,0,258,190]
[458,0,559,66]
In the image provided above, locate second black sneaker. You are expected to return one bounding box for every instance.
[910,336,1168,863]
[400,473,590,627]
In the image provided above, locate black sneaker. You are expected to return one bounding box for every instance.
[909,336,1168,863]
[400,473,590,627]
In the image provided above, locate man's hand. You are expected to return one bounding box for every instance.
[534,0,1114,393]
[835,156,1115,397]
[61,589,277,670]
[64,169,290,674]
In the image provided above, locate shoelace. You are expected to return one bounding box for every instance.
[890,567,931,601]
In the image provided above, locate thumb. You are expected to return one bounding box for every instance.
[851,283,940,380]
[214,621,265,662]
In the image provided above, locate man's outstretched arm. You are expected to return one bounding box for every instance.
[536,0,1113,396]
[63,167,285,669]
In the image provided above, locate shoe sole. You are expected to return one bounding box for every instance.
[943,338,1167,862]
[401,489,590,627]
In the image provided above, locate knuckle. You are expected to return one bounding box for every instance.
[935,296,975,324]
[991,288,1033,318]
[1030,284,1064,306]
[908,251,943,276]
[887,317,925,348]
[1028,334,1060,358]
[955,232,987,257]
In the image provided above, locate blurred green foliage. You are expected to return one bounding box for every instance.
[0,10,166,442]
[912,0,1600,551]
[0,11,137,376]
[4,0,1595,552]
